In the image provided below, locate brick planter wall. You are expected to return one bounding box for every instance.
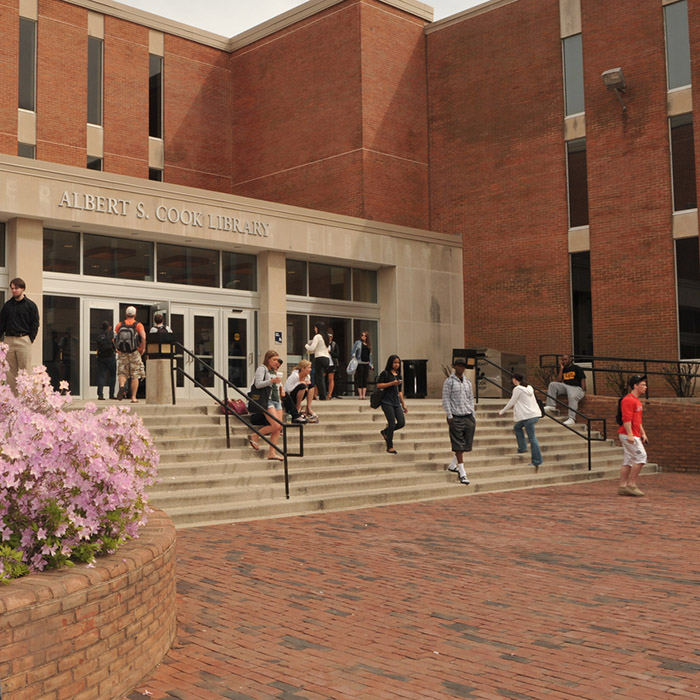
[0,509,177,700]
[580,396,700,474]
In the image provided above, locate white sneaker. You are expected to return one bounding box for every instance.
[543,405,557,414]
[447,456,458,472]
[563,418,576,426]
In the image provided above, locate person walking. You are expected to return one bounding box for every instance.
[114,306,146,403]
[441,355,475,485]
[0,277,40,393]
[351,330,373,399]
[376,354,408,454]
[248,350,284,461]
[95,320,116,400]
[498,373,542,468]
[617,375,649,497]
[305,322,331,401]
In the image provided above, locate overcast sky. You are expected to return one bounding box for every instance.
[117,0,486,36]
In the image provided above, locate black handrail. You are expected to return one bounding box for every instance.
[540,354,700,399]
[475,357,607,472]
[169,342,303,499]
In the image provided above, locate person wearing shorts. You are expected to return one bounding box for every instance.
[441,355,476,485]
[617,375,649,497]
[115,306,146,403]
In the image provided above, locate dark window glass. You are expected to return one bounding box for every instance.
[19,18,36,111]
[87,36,103,125]
[83,233,153,280]
[0,222,5,267]
[18,142,35,159]
[571,252,593,357]
[670,114,697,211]
[227,316,249,388]
[567,138,589,227]
[309,263,351,300]
[43,229,80,273]
[148,168,163,181]
[87,156,103,171]
[43,295,80,394]
[676,237,700,358]
[286,314,308,362]
[665,1,691,90]
[352,269,377,303]
[157,243,219,287]
[149,54,163,139]
[222,252,257,291]
[286,259,307,296]
[563,34,584,116]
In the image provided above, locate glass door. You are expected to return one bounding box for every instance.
[82,299,120,400]
[171,306,219,399]
[226,310,256,391]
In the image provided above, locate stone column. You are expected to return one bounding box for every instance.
[6,217,43,369]
[257,251,287,365]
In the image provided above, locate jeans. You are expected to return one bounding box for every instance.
[381,403,405,448]
[313,356,330,399]
[97,356,116,399]
[514,417,542,466]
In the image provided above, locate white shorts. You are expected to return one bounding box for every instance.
[618,434,647,466]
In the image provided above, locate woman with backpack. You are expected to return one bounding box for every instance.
[248,350,284,461]
[498,373,543,468]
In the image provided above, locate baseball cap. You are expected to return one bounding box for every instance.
[125,305,137,316]
[627,374,647,388]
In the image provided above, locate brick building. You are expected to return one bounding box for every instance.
[0,0,697,398]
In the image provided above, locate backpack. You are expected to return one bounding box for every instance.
[116,322,139,353]
[96,331,114,358]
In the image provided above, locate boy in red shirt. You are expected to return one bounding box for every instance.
[617,375,648,497]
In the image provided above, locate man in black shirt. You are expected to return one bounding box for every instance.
[0,278,40,392]
[543,353,586,426]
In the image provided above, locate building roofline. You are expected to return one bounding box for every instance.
[425,0,518,34]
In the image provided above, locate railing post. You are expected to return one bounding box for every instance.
[587,419,592,471]
[282,427,290,499]
[223,383,230,449]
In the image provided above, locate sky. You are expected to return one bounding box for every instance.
[117,0,486,37]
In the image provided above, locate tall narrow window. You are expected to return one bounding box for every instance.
[19,18,37,111]
[675,237,700,358]
[87,37,103,125]
[670,114,697,212]
[149,54,163,138]
[665,0,691,90]
[563,34,584,115]
[571,252,593,357]
[566,139,589,228]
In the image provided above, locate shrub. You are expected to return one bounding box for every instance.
[662,362,700,398]
[0,344,159,583]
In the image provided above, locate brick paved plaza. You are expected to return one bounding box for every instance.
[128,473,700,700]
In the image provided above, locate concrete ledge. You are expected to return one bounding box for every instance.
[0,509,177,700]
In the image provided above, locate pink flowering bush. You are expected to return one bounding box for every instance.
[0,344,159,583]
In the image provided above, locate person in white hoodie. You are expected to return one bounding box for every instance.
[498,373,543,467]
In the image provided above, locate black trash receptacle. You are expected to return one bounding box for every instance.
[403,359,428,398]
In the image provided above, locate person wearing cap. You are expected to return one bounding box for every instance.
[441,353,475,485]
[0,277,40,393]
[617,375,649,497]
[114,305,146,403]
[543,353,586,425]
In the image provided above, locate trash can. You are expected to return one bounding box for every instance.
[403,359,428,398]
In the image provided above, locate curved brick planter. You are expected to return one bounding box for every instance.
[0,509,176,700]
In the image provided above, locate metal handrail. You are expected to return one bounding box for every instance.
[476,357,607,472]
[170,342,303,499]
[540,354,700,399]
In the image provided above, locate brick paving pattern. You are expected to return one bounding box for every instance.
[127,473,700,700]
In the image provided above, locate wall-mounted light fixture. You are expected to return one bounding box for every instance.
[601,67,627,111]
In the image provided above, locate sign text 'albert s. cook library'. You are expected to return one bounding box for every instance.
[57,190,271,237]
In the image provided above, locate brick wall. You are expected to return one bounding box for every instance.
[0,0,18,155]
[580,395,700,473]
[0,509,177,700]
[427,0,570,367]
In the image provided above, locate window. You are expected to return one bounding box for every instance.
[352,269,377,303]
[676,237,700,358]
[562,34,584,116]
[87,37,103,125]
[43,295,80,394]
[149,54,163,139]
[670,114,697,211]
[571,252,593,357]
[83,234,153,280]
[286,259,307,296]
[665,1,691,90]
[19,18,36,111]
[44,229,80,273]
[87,156,103,171]
[157,243,219,287]
[18,142,35,159]
[222,252,257,291]
[566,139,589,228]
[148,168,163,182]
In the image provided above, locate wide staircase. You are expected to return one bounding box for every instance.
[129,398,659,528]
